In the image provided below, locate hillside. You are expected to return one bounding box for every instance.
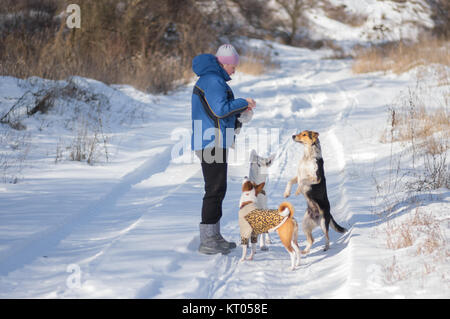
[1,0,448,95]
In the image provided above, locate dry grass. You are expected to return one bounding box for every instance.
[383,104,450,144]
[384,256,410,283]
[0,0,218,94]
[383,208,447,283]
[238,48,279,76]
[385,221,414,250]
[380,74,450,190]
[352,37,450,74]
[385,208,444,253]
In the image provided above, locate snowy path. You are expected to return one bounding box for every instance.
[1,41,448,298]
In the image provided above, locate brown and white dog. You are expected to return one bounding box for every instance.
[284,130,347,254]
[239,179,301,270]
[248,150,276,250]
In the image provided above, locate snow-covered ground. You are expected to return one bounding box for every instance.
[0,40,448,298]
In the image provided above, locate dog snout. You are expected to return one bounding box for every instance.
[292,135,296,140]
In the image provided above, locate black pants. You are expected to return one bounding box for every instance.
[196,148,228,225]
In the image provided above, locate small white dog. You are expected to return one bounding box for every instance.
[248,150,276,250]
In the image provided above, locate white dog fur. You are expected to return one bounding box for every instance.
[248,150,276,250]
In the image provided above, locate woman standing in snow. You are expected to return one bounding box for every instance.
[191,44,256,255]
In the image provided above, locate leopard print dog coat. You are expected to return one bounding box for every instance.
[239,202,288,245]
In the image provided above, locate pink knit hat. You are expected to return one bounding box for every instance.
[216,44,239,65]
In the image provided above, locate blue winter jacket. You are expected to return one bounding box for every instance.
[191,54,248,150]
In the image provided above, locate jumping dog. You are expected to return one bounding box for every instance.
[284,130,347,253]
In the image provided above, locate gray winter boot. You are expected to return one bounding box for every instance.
[214,221,237,250]
[199,223,231,255]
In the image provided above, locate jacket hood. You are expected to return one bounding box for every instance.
[192,54,231,81]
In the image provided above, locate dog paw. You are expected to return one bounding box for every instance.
[301,249,310,255]
[246,256,254,261]
[283,192,290,198]
[260,245,269,251]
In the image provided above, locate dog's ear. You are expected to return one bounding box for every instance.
[242,180,254,192]
[255,182,265,195]
[311,131,319,144]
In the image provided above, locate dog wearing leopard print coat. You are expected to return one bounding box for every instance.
[238,179,301,270]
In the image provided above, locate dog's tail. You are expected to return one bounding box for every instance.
[330,216,347,233]
[278,202,295,218]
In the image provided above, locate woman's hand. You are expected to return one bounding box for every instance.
[246,98,256,110]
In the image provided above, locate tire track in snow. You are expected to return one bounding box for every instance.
[66,171,201,290]
[0,146,173,276]
[288,77,355,298]
[309,78,357,297]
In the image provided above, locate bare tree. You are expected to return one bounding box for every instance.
[276,0,308,44]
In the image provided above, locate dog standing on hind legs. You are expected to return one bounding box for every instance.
[248,150,275,251]
[284,130,347,254]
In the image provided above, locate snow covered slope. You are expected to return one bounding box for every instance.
[303,0,434,43]
[0,40,448,298]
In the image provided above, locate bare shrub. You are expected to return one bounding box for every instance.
[0,126,30,183]
[53,81,111,165]
[428,0,450,39]
[384,208,445,255]
[382,207,447,283]
[275,0,311,45]
[1,79,112,165]
[69,115,108,165]
[385,220,414,250]
[380,75,450,191]
[384,256,410,283]
[231,0,282,39]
